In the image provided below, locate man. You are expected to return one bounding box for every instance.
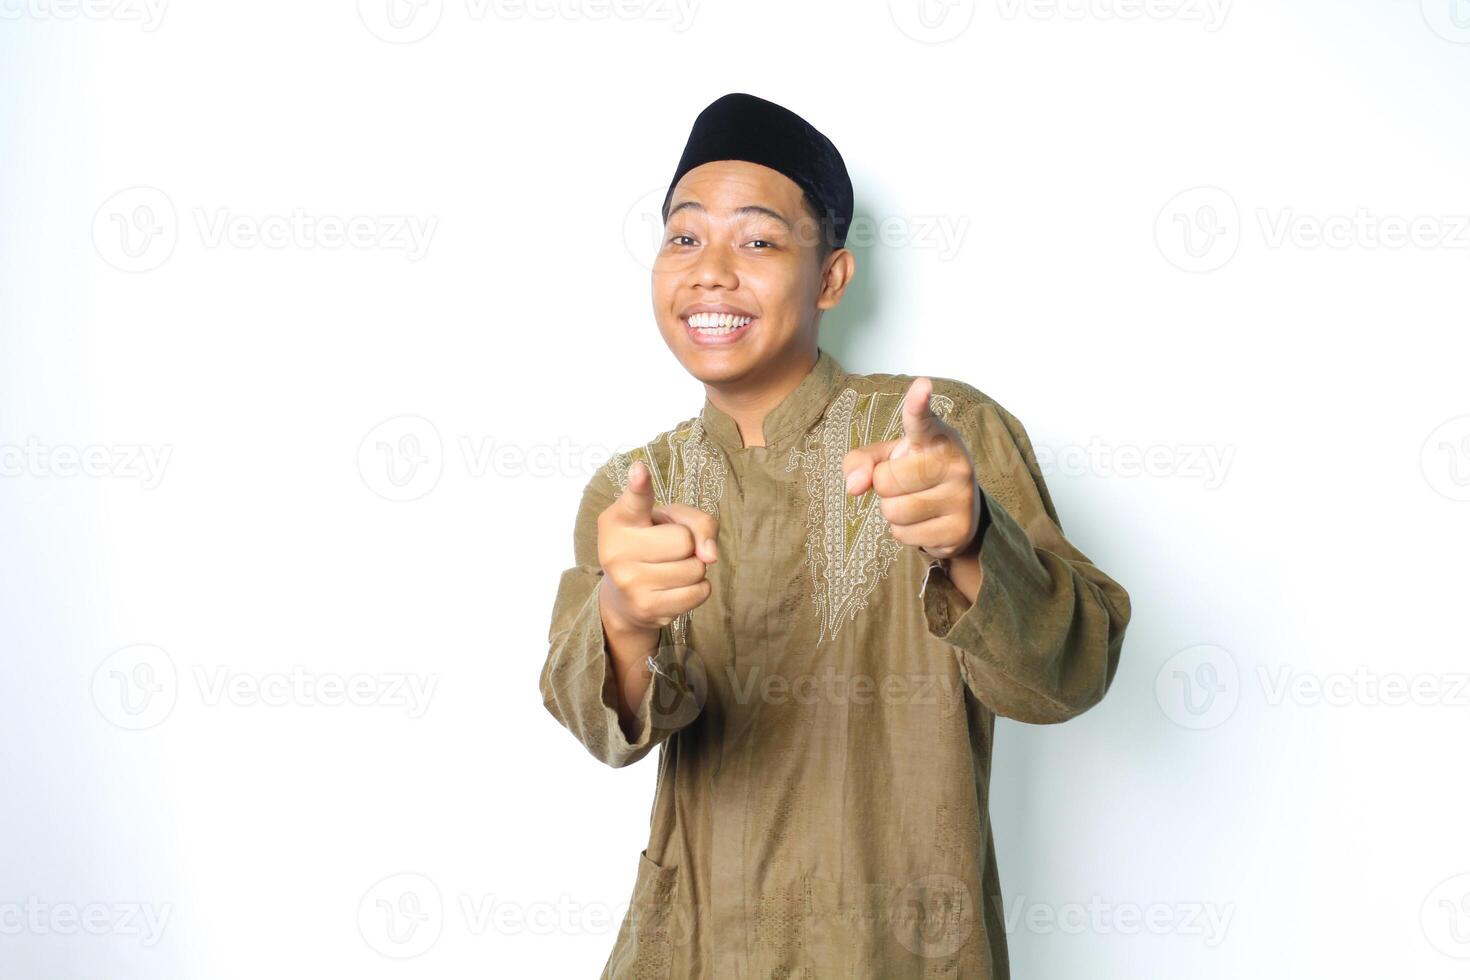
[539,92,1131,979]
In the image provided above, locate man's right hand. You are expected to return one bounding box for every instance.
[597,459,719,639]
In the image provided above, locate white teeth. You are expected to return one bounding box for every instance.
[687,312,753,333]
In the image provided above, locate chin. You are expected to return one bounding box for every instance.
[677,349,750,385]
[661,331,744,376]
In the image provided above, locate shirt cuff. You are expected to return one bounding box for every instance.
[920,483,1007,650]
[595,586,701,756]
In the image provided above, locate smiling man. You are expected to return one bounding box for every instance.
[539,92,1132,979]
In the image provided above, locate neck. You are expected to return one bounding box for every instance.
[704,346,820,448]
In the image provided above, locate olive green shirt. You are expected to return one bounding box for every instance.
[539,347,1131,979]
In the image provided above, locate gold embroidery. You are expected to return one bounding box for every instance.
[604,419,726,647]
[786,387,956,643]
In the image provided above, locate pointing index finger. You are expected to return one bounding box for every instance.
[894,376,941,459]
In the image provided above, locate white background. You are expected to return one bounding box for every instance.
[3,1,1469,977]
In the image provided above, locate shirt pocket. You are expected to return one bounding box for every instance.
[608,849,683,979]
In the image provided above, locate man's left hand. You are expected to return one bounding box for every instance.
[842,376,982,561]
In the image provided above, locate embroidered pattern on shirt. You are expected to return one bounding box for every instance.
[604,418,726,648]
[786,386,956,643]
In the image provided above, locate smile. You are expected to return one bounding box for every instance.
[683,312,757,345]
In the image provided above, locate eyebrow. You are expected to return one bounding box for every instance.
[666,201,792,230]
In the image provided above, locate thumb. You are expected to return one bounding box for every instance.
[842,439,901,496]
[893,376,942,460]
[616,459,656,525]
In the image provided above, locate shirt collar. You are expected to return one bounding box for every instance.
[699,347,848,453]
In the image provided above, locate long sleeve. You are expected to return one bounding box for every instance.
[538,461,700,768]
[921,395,1132,724]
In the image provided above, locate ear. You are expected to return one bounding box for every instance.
[816,248,856,311]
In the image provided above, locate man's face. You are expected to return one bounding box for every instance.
[651,160,839,387]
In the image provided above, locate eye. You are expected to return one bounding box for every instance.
[746,239,776,249]
[667,234,697,247]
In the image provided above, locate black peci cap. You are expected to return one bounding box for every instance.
[662,92,854,250]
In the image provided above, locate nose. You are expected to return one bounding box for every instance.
[690,235,737,291]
